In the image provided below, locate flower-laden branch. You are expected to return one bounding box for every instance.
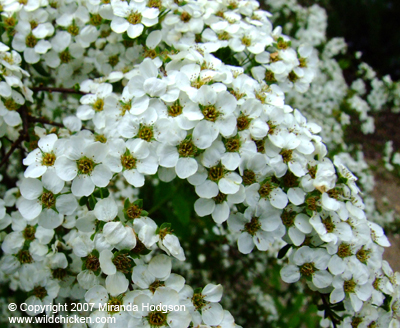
[27,115,64,128]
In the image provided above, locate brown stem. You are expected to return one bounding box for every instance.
[31,86,87,95]
[27,114,94,133]
[27,115,64,128]
[0,132,27,168]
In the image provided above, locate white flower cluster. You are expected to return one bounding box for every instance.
[265,0,400,235]
[0,0,398,327]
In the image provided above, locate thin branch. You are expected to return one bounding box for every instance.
[27,115,64,128]
[28,114,95,133]
[30,86,87,95]
[0,132,27,168]
[0,105,32,169]
[19,105,29,137]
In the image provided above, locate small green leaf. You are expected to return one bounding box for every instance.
[79,196,88,206]
[88,196,96,210]
[159,222,172,230]
[277,244,292,259]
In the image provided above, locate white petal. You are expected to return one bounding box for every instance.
[71,175,95,197]
[106,272,129,296]
[211,202,230,224]
[193,121,218,149]
[202,302,224,326]
[94,197,118,222]
[38,209,63,229]
[176,157,198,179]
[269,188,288,209]
[123,170,145,187]
[280,265,300,283]
[55,156,77,181]
[195,180,219,198]
[103,222,127,245]
[194,198,215,217]
[287,187,305,205]
[237,232,254,254]
[91,164,112,187]
[18,198,41,220]
[85,285,109,308]
[312,270,332,288]
[148,254,171,280]
[99,249,116,275]
[20,178,43,200]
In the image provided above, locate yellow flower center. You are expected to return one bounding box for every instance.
[77,157,95,175]
[148,311,167,326]
[121,154,137,170]
[128,12,142,25]
[42,152,56,166]
[41,192,56,208]
[25,34,38,48]
[92,98,104,112]
[244,217,261,236]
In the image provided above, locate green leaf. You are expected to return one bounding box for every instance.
[79,196,88,206]
[159,222,172,230]
[277,244,292,259]
[100,188,109,198]
[88,196,96,210]
[338,59,350,70]
[331,302,345,311]
[32,63,50,77]
[171,188,192,226]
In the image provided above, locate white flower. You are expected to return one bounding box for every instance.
[23,134,65,190]
[0,89,24,126]
[309,212,352,244]
[192,85,237,149]
[77,83,117,129]
[194,185,245,224]
[99,249,132,295]
[85,285,132,326]
[55,138,112,197]
[280,246,332,289]
[182,283,224,326]
[93,197,119,222]
[18,178,77,228]
[330,267,372,312]
[157,133,200,179]
[131,254,183,292]
[111,0,159,39]
[11,13,53,63]
[245,177,288,210]
[228,205,285,254]
[19,264,60,316]
[104,138,158,187]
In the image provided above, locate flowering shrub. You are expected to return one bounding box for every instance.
[0,0,399,327]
